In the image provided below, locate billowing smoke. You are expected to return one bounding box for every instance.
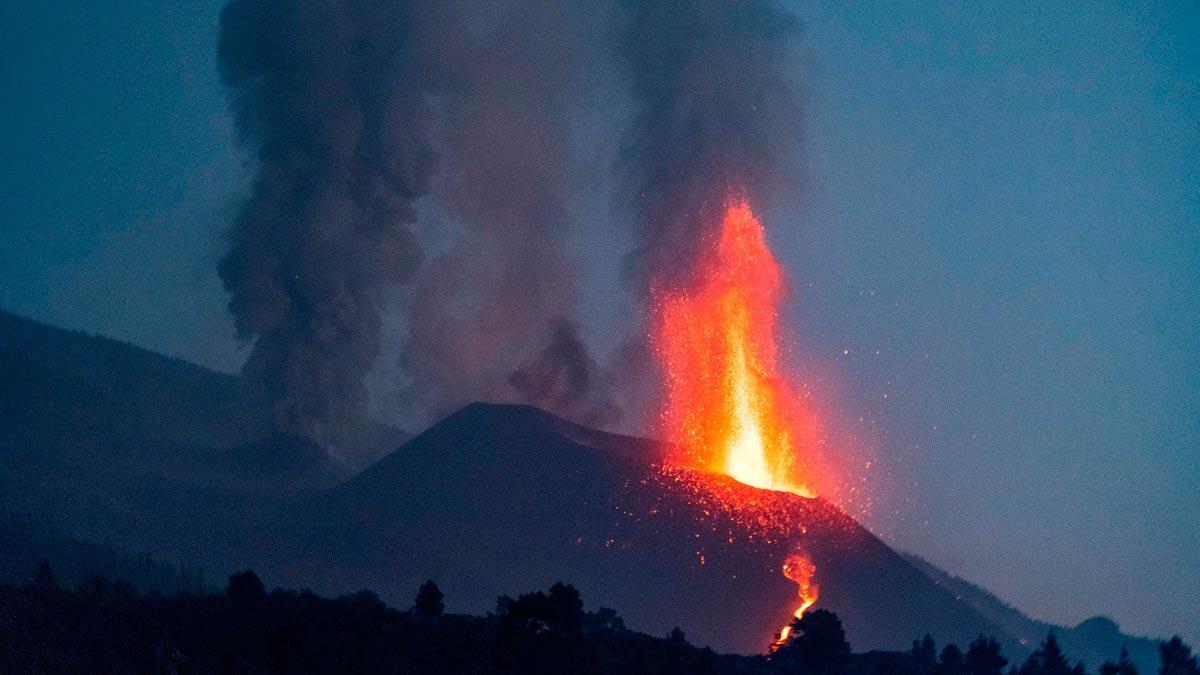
[397,1,620,429]
[215,0,798,452]
[509,318,619,428]
[216,0,435,454]
[217,0,618,454]
[615,0,803,293]
[600,0,804,430]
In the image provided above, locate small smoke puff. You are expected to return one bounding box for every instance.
[509,318,623,429]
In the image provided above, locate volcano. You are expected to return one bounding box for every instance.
[287,402,1009,655]
[0,313,1165,669]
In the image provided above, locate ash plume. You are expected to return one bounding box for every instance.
[218,0,619,451]
[599,0,804,430]
[215,0,798,449]
[615,0,804,293]
[216,0,435,453]
[397,1,620,429]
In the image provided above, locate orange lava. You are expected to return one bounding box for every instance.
[652,196,818,497]
[650,195,825,647]
[775,554,819,645]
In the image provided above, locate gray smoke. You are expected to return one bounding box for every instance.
[218,0,619,451]
[509,318,622,429]
[398,1,620,429]
[215,0,798,450]
[216,0,435,453]
[615,0,803,293]
[598,0,804,429]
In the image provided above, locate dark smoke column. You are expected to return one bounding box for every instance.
[217,0,434,453]
[616,0,803,293]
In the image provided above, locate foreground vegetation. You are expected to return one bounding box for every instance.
[1,566,1196,675]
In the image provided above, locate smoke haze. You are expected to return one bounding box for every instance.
[217,0,802,454]
[398,1,620,429]
[216,0,435,455]
[615,0,804,293]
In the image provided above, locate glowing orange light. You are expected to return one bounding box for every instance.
[775,553,819,645]
[652,196,818,497]
[650,195,826,647]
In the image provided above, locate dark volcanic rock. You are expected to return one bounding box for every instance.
[283,402,1011,654]
[0,313,1166,661]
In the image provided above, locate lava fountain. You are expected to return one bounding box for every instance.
[652,196,820,497]
[651,195,824,642]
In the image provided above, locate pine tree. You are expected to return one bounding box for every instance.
[414,580,444,617]
[1018,632,1074,675]
[1160,637,1200,675]
[912,634,937,669]
[964,636,1008,675]
[1101,646,1138,675]
[772,609,851,673]
[941,643,965,674]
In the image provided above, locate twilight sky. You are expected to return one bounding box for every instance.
[1,1,1196,643]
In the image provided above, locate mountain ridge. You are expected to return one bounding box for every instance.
[0,311,1173,665]
[903,552,1161,674]
[295,400,1014,653]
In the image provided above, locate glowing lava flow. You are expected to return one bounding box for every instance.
[651,195,823,643]
[775,554,819,644]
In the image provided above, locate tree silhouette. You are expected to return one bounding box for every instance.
[912,634,937,669]
[940,643,965,674]
[590,606,625,632]
[1101,645,1138,675]
[34,560,59,590]
[546,582,584,634]
[1160,637,1199,675]
[772,608,850,673]
[1018,633,1080,675]
[414,580,444,617]
[495,582,586,636]
[664,627,689,675]
[964,636,1008,675]
[226,569,266,603]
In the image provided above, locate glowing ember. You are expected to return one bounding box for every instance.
[652,196,818,497]
[775,553,819,645]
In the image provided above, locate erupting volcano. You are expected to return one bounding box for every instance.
[651,195,827,640]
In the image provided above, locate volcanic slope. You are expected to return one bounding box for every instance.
[0,314,1162,661]
[0,310,406,488]
[0,311,404,571]
[296,402,1011,655]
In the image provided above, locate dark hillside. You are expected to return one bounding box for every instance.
[282,403,1011,654]
[0,310,404,487]
[0,315,1175,666]
[904,554,1160,675]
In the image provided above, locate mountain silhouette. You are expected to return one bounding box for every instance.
[0,310,404,490]
[0,311,1166,665]
[904,553,1161,674]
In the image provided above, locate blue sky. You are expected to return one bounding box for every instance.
[1,1,1196,643]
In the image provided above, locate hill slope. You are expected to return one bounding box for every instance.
[0,310,405,492]
[904,553,1161,674]
[0,313,1170,663]
[270,403,1010,654]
